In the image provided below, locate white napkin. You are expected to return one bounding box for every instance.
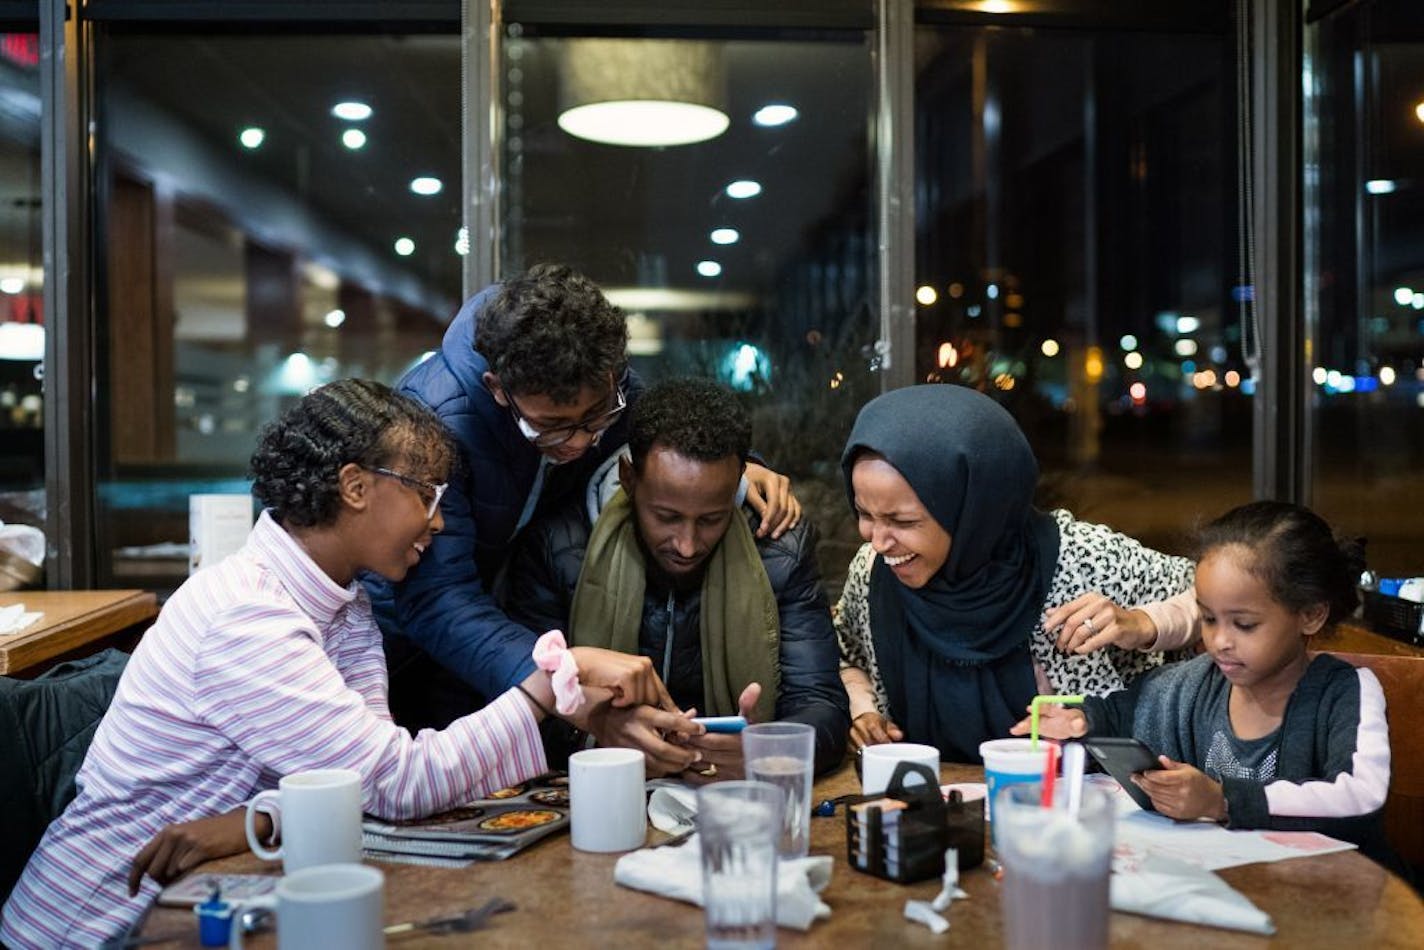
[647,785,699,834]
[0,603,42,636]
[614,835,833,930]
[1111,854,1275,935]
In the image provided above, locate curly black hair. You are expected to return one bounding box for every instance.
[249,379,456,528]
[1195,500,1366,627]
[474,263,628,404]
[627,377,751,473]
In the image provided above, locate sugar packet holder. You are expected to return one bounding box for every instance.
[844,761,984,884]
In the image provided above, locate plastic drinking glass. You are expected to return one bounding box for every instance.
[995,781,1115,950]
[698,781,783,950]
[742,722,815,858]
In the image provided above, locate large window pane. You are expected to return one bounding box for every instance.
[0,29,43,545]
[96,29,460,588]
[915,24,1248,554]
[502,24,877,575]
[1307,0,1424,573]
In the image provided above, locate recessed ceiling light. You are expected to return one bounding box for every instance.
[558,102,729,147]
[332,101,372,121]
[1416,100,1424,124]
[0,277,24,294]
[752,104,798,127]
[696,260,722,278]
[1365,179,1396,195]
[725,180,762,199]
[324,309,346,328]
[710,228,739,245]
[394,237,415,256]
[454,227,470,257]
[409,177,443,196]
[239,127,265,149]
[342,129,367,150]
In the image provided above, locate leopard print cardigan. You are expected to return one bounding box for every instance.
[834,509,1195,714]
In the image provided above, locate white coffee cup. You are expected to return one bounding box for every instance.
[569,747,646,852]
[861,742,941,795]
[228,863,384,950]
[245,768,363,872]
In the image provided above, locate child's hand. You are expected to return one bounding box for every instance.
[1008,705,1087,740]
[1133,756,1227,821]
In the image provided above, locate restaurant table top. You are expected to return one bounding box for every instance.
[0,589,157,675]
[136,762,1424,948]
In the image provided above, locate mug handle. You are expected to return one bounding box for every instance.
[245,790,282,862]
[227,895,278,950]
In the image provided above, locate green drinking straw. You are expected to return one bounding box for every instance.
[1029,694,1084,750]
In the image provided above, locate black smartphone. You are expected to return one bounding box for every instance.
[1083,737,1162,812]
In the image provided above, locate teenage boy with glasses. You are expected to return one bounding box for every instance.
[368,264,800,761]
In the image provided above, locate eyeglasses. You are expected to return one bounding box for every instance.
[505,384,627,449]
[367,467,448,520]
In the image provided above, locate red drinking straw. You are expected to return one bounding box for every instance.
[1040,741,1060,808]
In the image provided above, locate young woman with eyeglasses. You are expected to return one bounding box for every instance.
[1,379,674,948]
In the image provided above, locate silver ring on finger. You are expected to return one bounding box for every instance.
[1081,616,1096,635]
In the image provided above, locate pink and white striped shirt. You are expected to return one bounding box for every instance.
[1,511,546,948]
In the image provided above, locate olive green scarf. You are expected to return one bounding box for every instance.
[568,488,779,721]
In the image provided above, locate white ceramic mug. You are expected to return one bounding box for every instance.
[245,768,363,872]
[569,747,646,852]
[860,742,942,795]
[228,863,384,950]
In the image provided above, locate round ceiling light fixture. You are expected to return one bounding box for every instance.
[409,177,443,196]
[725,180,762,199]
[558,40,729,147]
[332,101,373,121]
[752,104,798,127]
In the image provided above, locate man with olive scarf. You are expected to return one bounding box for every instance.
[508,378,848,779]
[835,385,1194,762]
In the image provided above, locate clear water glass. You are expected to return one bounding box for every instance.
[742,722,815,858]
[698,780,783,950]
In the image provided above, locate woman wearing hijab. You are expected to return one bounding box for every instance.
[835,385,1194,762]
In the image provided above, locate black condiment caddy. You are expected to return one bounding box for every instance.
[844,761,984,884]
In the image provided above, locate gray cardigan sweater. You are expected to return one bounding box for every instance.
[1082,652,1392,861]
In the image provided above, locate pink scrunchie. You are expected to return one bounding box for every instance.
[532,630,585,716]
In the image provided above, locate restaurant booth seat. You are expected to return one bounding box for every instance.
[0,648,128,905]
[1324,650,1424,884]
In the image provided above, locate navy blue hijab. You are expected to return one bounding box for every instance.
[840,385,1061,762]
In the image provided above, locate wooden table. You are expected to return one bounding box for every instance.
[0,589,158,675]
[138,764,1424,948]
[1331,619,1424,658]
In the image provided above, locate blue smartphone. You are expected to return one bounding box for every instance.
[693,715,748,733]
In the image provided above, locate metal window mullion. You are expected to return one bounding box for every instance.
[1250,0,1307,503]
[463,0,500,295]
[41,0,97,589]
[876,0,915,391]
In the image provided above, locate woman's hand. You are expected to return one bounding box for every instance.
[1009,704,1087,740]
[1045,592,1158,654]
[743,463,801,539]
[1133,756,1227,821]
[128,807,263,895]
[849,711,904,751]
[569,646,678,711]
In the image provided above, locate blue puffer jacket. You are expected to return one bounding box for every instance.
[364,286,643,698]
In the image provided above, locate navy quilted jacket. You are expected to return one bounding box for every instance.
[365,287,642,698]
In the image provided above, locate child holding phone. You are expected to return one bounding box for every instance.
[1014,502,1392,860]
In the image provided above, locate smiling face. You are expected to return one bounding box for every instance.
[353,447,447,582]
[1195,545,1325,691]
[621,445,742,581]
[851,455,952,589]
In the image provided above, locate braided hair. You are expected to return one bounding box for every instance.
[249,379,455,528]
